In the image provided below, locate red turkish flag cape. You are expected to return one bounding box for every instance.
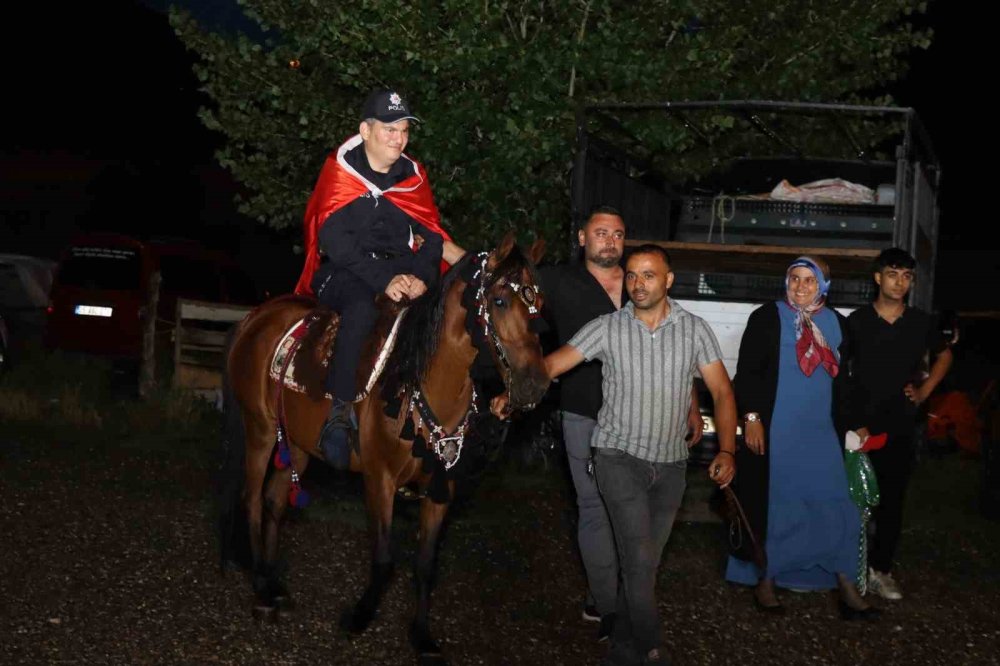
[294,134,450,296]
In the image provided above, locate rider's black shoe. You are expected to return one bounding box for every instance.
[319,399,353,470]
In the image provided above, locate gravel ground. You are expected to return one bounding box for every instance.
[2,422,999,666]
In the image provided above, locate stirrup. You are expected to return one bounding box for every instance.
[320,400,353,469]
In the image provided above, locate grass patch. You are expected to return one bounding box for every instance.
[907,450,997,529]
[116,387,219,447]
[0,349,218,451]
[0,385,45,422]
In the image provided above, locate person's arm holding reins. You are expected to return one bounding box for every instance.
[490,344,585,418]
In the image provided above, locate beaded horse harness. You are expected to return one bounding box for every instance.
[401,251,542,471]
[470,251,542,407]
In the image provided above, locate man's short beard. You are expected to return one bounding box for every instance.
[588,251,621,268]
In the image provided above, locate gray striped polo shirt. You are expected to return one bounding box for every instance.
[567,298,723,463]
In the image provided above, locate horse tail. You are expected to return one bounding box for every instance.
[218,322,251,573]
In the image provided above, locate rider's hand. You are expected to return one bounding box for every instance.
[405,277,428,299]
[385,275,414,302]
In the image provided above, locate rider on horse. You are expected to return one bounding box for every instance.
[294,88,457,469]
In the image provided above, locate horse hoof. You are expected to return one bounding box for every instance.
[272,594,295,612]
[410,624,444,663]
[417,653,447,666]
[252,604,278,622]
[219,558,243,575]
[339,608,372,635]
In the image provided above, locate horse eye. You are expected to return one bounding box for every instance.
[493,297,506,308]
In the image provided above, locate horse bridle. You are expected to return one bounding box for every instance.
[470,251,542,409]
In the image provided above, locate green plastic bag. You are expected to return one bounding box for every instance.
[845,450,880,508]
[845,450,880,592]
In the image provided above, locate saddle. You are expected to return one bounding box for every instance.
[269,296,409,402]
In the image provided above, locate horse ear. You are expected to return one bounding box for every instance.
[527,237,546,265]
[490,231,517,270]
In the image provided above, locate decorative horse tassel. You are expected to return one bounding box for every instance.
[273,425,308,507]
[413,433,435,473]
[399,417,415,440]
[289,469,310,508]
[273,426,291,470]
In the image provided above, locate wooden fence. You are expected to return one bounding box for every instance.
[173,299,253,396]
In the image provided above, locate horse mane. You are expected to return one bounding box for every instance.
[380,244,538,401]
[381,251,477,399]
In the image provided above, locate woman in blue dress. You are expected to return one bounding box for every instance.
[725,256,878,620]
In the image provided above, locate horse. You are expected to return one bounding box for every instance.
[218,234,550,663]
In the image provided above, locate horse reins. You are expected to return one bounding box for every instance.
[469,251,542,410]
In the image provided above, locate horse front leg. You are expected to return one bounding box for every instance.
[410,495,450,663]
[341,469,396,634]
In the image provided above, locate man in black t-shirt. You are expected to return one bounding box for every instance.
[846,247,952,600]
[537,206,627,642]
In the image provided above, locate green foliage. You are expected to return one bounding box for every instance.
[170,0,932,256]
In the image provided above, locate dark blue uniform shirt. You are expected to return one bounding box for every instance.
[314,143,443,295]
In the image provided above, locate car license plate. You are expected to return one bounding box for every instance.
[74,305,113,317]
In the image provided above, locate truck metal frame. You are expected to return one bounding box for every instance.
[570,100,941,313]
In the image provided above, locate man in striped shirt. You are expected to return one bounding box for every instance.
[545,244,737,665]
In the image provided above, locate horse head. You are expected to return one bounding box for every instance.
[472,231,551,411]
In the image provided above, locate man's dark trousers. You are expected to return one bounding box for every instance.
[594,448,686,661]
[316,269,379,400]
[868,432,916,573]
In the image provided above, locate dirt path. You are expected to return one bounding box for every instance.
[1,427,998,665]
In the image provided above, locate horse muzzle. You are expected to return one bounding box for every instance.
[508,367,551,412]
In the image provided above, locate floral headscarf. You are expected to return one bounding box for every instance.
[785,256,838,377]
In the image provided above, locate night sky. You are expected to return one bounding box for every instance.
[2,1,992,310]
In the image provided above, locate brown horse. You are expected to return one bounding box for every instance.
[218,234,549,663]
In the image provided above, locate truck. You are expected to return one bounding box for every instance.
[570,100,942,461]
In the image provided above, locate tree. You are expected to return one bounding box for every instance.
[171,0,932,254]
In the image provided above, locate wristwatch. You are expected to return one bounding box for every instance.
[744,412,761,424]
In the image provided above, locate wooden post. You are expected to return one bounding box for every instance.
[138,271,161,399]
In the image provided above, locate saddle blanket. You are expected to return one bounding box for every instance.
[269,307,409,401]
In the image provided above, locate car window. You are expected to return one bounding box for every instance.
[0,264,32,308]
[25,263,55,295]
[56,247,142,291]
